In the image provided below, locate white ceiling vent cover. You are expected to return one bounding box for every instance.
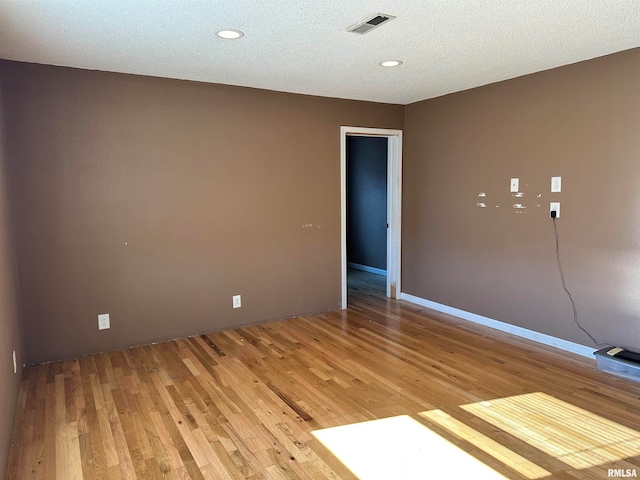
[347,14,396,35]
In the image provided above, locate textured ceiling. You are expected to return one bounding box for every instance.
[0,1,639,105]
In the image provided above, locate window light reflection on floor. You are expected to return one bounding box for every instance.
[312,415,508,479]
[419,409,551,479]
[461,392,640,470]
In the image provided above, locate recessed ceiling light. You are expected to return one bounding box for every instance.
[216,29,244,39]
[380,60,402,67]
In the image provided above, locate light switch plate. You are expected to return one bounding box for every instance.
[551,176,562,193]
[510,178,519,193]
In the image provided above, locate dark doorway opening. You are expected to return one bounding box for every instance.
[346,136,388,300]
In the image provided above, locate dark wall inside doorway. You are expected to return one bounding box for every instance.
[347,136,388,271]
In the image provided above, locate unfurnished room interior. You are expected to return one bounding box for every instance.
[1,1,640,479]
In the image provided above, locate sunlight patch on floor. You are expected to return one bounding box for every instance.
[312,415,508,479]
[462,392,640,469]
[420,409,550,479]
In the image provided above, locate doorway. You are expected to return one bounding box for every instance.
[340,126,403,308]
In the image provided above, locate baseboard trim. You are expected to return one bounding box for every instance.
[399,292,596,358]
[348,262,387,276]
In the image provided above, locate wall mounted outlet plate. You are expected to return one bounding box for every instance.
[233,295,241,308]
[98,313,110,330]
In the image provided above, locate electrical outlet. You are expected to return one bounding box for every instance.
[98,313,110,330]
[12,350,16,374]
[550,202,560,218]
[510,178,519,193]
[551,176,562,193]
[233,295,241,309]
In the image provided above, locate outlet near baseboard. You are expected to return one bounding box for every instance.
[233,295,241,308]
[98,313,110,330]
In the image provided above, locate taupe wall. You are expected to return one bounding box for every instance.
[404,47,640,351]
[3,47,640,367]
[0,70,24,479]
[0,61,404,365]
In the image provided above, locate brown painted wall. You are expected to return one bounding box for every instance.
[0,68,24,479]
[404,47,640,351]
[0,61,404,365]
[4,47,639,368]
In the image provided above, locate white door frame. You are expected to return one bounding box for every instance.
[340,126,403,308]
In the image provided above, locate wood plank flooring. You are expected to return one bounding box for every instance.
[6,270,640,479]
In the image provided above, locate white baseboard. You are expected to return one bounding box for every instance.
[399,292,596,359]
[348,262,387,276]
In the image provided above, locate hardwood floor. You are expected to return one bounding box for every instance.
[6,270,640,479]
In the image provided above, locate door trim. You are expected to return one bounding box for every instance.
[340,126,403,308]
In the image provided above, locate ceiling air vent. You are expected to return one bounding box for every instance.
[347,13,396,35]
